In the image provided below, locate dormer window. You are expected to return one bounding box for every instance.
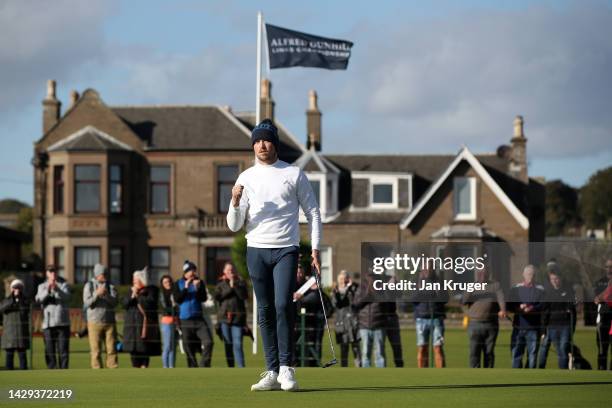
[351,172,412,211]
[453,176,476,220]
[295,149,340,221]
[372,182,394,205]
[305,174,336,218]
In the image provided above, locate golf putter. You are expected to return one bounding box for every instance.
[313,266,338,368]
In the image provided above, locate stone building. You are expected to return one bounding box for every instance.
[33,79,544,286]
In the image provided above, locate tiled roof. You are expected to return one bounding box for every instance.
[112,106,254,151]
[48,126,132,152]
[326,154,509,182]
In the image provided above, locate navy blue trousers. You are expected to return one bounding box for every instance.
[247,245,299,372]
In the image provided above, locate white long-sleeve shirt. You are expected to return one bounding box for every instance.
[226,159,321,250]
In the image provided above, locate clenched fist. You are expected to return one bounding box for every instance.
[231,184,244,207]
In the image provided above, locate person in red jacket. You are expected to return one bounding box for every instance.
[593,258,612,370]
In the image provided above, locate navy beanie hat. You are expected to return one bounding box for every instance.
[183,260,197,273]
[251,119,279,151]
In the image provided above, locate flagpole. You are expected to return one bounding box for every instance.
[256,11,263,125]
[252,10,263,355]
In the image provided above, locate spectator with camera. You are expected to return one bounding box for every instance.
[35,265,71,369]
[294,265,333,367]
[122,267,161,368]
[331,270,361,367]
[174,260,213,367]
[538,263,576,369]
[352,271,389,368]
[83,263,119,369]
[0,279,30,370]
[509,264,544,369]
[215,261,248,368]
[462,265,506,368]
[159,274,178,368]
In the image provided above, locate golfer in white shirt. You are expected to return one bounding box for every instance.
[227,119,321,391]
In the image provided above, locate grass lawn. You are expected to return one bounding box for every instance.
[1,367,610,407]
[4,326,604,369]
[0,327,609,407]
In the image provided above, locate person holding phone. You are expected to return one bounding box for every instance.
[122,267,161,368]
[83,264,119,369]
[173,260,213,367]
[215,262,248,368]
[35,265,71,369]
[0,279,31,370]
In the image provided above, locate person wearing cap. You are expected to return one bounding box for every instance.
[83,263,119,369]
[122,267,161,368]
[35,265,71,369]
[173,260,213,367]
[538,263,576,369]
[0,279,30,369]
[227,119,321,391]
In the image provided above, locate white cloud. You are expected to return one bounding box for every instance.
[0,0,115,116]
[340,4,612,158]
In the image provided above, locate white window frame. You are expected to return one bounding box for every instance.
[302,172,338,221]
[351,172,412,211]
[319,246,333,287]
[306,173,325,213]
[369,177,397,209]
[453,176,477,220]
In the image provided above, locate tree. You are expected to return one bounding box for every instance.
[230,231,249,281]
[15,207,33,258]
[545,180,580,236]
[15,207,33,235]
[580,166,612,229]
[0,199,29,214]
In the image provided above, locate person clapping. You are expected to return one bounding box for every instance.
[122,267,161,368]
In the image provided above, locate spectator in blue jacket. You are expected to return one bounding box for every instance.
[173,260,213,367]
[509,264,545,368]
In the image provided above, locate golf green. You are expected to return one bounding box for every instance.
[1,367,610,407]
[0,327,609,407]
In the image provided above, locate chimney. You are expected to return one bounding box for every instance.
[259,78,274,121]
[306,90,322,151]
[42,80,61,134]
[509,115,528,183]
[69,90,80,109]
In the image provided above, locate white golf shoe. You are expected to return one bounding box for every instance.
[278,366,299,391]
[250,371,281,391]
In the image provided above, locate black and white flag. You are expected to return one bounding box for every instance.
[265,24,353,70]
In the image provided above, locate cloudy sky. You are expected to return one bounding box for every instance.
[1,0,611,204]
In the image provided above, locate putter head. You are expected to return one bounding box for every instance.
[323,358,337,368]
